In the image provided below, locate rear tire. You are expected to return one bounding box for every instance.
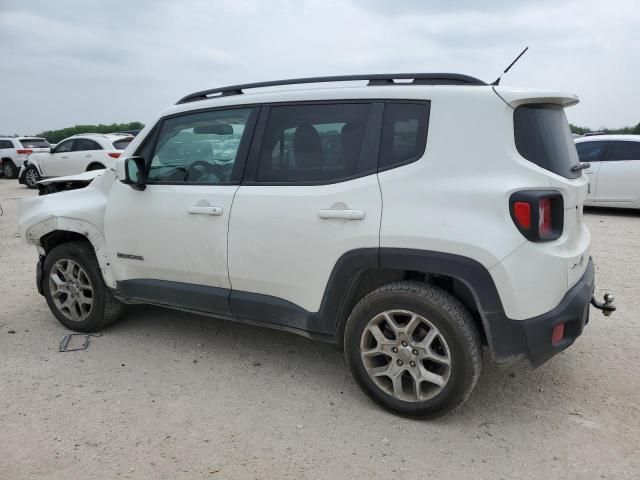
[344,281,482,418]
[3,161,18,178]
[42,241,124,332]
[24,165,41,189]
[86,163,105,171]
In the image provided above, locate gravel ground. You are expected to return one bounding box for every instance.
[1,179,639,479]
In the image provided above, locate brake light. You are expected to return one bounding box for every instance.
[108,152,121,158]
[513,202,531,230]
[509,191,564,242]
[16,149,33,155]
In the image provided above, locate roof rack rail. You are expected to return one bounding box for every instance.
[176,73,486,105]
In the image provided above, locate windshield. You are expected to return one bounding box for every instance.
[20,138,50,148]
[514,104,580,179]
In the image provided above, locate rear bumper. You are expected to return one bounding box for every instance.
[487,258,595,368]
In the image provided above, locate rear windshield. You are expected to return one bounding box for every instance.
[20,138,50,148]
[514,104,580,179]
[113,137,133,150]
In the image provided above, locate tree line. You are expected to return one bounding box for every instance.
[570,122,640,135]
[35,122,145,144]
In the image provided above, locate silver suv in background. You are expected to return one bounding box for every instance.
[0,137,51,178]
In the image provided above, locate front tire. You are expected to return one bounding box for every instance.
[3,161,18,178]
[42,241,124,332]
[344,281,482,418]
[24,165,41,189]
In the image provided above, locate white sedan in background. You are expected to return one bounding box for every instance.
[576,134,640,209]
[19,133,133,188]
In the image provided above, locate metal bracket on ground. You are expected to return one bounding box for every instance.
[59,333,102,352]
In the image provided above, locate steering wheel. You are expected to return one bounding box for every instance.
[186,161,227,182]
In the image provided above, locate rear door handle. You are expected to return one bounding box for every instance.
[187,205,223,216]
[318,209,365,220]
[85,154,92,158]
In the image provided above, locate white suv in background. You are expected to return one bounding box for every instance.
[0,136,51,178]
[19,133,133,188]
[576,134,640,209]
[18,73,615,418]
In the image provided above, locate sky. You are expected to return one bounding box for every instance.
[0,0,638,134]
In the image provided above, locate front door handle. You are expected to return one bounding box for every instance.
[187,205,223,216]
[318,209,365,220]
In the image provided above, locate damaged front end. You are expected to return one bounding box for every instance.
[36,169,107,196]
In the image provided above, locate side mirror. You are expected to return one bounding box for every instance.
[122,156,147,191]
[50,147,55,153]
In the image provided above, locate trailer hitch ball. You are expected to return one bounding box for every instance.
[591,293,616,317]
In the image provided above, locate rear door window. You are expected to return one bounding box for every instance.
[256,103,372,183]
[576,141,607,162]
[606,141,640,161]
[514,104,580,179]
[379,102,429,170]
[73,139,102,151]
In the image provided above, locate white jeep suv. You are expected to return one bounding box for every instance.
[18,133,133,188]
[18,73,615,418]
[0,136,51,178]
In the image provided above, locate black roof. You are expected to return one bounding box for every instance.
[176,73,486,105]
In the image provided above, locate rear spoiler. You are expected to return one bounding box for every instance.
[493,86,579,108]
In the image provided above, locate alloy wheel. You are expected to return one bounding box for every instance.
[26,168,39,187]
[360,309,451,402]
[48,259,94,322]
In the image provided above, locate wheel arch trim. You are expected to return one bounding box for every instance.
[27,217,116,288]
[326,248,507,355]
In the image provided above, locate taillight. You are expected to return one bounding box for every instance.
[108,152,121,158]
[513,202,531,229]
[16,149,33,155]
[509,191,563,242]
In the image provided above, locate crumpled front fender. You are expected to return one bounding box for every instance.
[18,170,117,288]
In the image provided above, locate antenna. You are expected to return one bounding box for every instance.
[491,47,529,86]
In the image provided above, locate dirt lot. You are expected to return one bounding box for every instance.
[0,179,638,480]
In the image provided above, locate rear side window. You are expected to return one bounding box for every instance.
[606,141,640,161]
[576,141,606,162]
[514,104,580,179]
[0,140,13,149]
[113,137,133,150]
[379,102,429,170]
[73,139,102,151]
[257,103,371,183]
[20,138,50,148]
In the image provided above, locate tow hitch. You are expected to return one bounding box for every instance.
[591,293,616,317]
